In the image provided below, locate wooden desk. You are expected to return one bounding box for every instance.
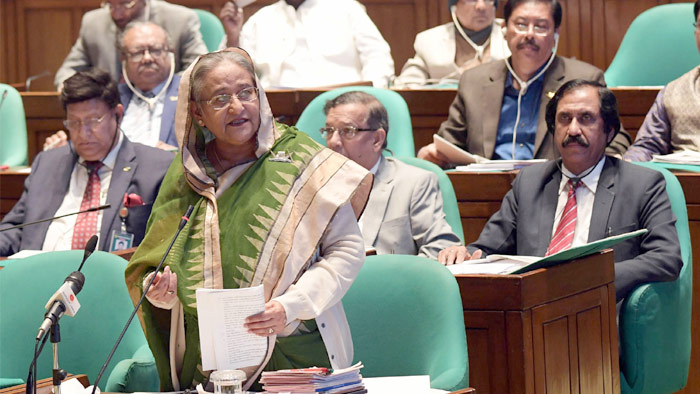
[20,87,658,165]
[457,250,619,394]
[0,375,88,394]
[0,168,29,219]
[448,170,700,394]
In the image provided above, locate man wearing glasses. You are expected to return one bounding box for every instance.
[47,22,180,151]
[54,0,206,90]
[0,69,173,256]
[322,91,462,259]
[418,0,630,167]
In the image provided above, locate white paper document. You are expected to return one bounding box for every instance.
[433,134,488,165]
[651,150,700,165]
[196,285,267,371]
[446,255,540,275]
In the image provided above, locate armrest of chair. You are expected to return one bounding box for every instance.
[0,378,26,389]
[619,279,690,393]
[431,365,469,392]
[104,344,159,393]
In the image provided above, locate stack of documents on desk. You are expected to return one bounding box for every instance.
[456,159,547,172]
[447,229,647,275]
[260,362,366,393]
[652,150,700,165]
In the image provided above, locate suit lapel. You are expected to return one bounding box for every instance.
[534,56,565,156]
[538,163,561,254]
[100,140,137,250]
[482,62,507,158]
[361,157,395,247]
[588,158,616,242]
[160,75,180,145]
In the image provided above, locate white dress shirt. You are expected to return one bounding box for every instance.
[550,157,606,247]
[223,0,394,88]
[42,133,124,251]
[121,80,166,147]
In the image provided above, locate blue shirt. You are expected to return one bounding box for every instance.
[493,64,546,160]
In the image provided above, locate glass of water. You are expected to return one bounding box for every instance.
[210,370,246,394]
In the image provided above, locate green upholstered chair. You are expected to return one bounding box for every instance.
[619,163,692,394]
[0,251,158,392]
[194,9,225,52]
[605,3,700,87]
[0,83,28,166]
[396,156,464,242]
[342,255,469,391]
[295,86,416,157]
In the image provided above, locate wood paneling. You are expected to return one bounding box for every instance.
[1,1,696,89]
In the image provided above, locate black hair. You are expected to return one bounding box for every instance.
[60,68,121,111]
[448,0,498,10]
[323,91,389,150]
[545,79,621,140]
[695,0,699,21]
[504,0,562,29]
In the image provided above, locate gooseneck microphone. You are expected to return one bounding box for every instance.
[90,205,194,394]
[35,235,99,341]
[0,204,111,233]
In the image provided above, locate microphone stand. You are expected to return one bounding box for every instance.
[51,323,67,394]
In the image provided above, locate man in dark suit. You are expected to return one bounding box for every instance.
[0,68,174,256]
[438,79,681,302]
[418,0,630,167]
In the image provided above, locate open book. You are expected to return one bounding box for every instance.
[447,229,648,275]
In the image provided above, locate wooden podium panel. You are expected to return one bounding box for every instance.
[457,251,620,394]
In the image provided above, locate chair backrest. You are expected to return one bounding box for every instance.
[0,83,28,166]
[194,9,225,52]
[396,156,464,242]
[0,251,151,390]
[605,3,700,87]
[295,86,416,157]
[619,162,692,394]
[342,255,469,391]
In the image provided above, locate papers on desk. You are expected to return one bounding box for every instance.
[7,250,46,259]
[433,134,545,170]
[260,362,366,393]
[447,229,648,275]
[196,285,267,371]
[652,150,700,165]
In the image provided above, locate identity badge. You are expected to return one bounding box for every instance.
[109,230,134,252]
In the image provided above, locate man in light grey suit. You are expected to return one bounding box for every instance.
[439,80,681,302]
[54,0,207,89]
[0,69,173,256]
[418,0,630,167]
[322,91,462,259]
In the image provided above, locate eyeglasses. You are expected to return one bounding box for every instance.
[319,126,376,140]
[460,0,496,5]
[511,21,552,36]
[694,22,699,30]
[125,46,168,62]
[63,113,110,132]
[200,87,259,110]
[101,0,139,11]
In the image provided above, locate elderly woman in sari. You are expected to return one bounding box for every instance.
[125,48,372,391]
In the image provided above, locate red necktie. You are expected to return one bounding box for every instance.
[545,180,580,256]
[71,161,103,250]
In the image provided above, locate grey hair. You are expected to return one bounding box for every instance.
[117,21,173,56]
[322,91,389,149]
[190,51,256,102]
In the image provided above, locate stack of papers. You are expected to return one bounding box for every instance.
[456,159,547,172]
[260,362,366,394]
[433,134,546,171]
[652,150,700,165]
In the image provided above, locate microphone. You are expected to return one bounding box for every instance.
[0,204,110,232]
[35,235,99,341]
[90,205,194,394]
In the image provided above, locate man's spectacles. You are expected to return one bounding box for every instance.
[101,0,139,11]
[319,126,377,140]
[125,46,168,62]
[63,113,110,132]
[200,87,259,110]
[460,0,496,5]
[511,22,551,37]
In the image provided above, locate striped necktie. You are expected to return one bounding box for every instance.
[71,161,103,250]
[545,180,581,256]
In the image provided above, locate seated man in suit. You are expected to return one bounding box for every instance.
[394,0,509,88]
[45,22,180,151]
[624,1,700,161]
[219,0,394,88]
[322,91,462,259]
[418,0,630,167]
[0,68,174,256]
[54,0,206,89]
[439,79,682,303]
